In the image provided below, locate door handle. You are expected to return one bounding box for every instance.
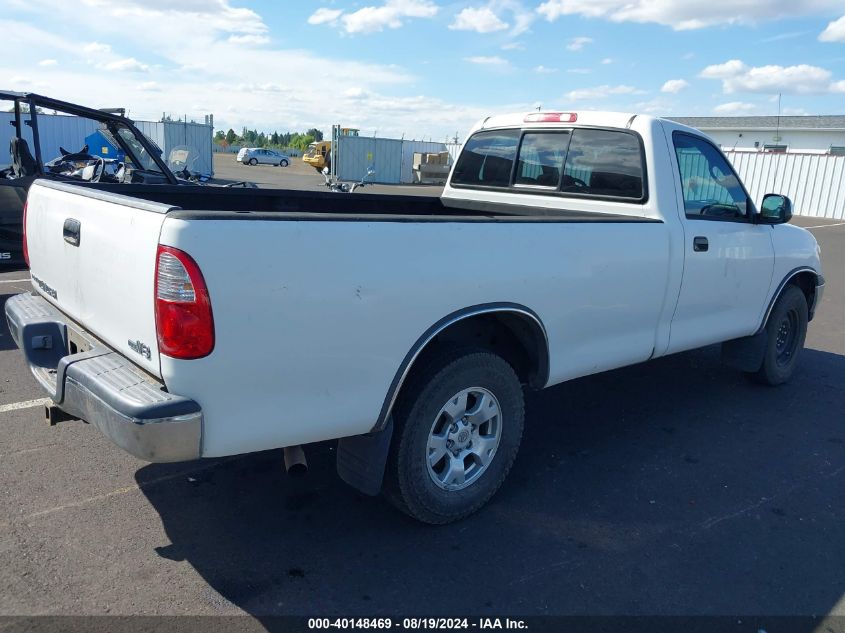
[63,218,81,247]
[693,236,709,252]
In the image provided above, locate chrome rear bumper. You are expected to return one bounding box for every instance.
[4,292,201,462]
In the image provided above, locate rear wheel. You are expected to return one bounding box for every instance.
[279,159,289,167]
[746,285,808,385]
[384,349,524,524]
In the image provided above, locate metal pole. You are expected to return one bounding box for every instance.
[12,99,22,138]
[332,124,338,180]
[27,98,43,173]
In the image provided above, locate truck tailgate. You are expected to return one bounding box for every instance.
[25,180,176,378]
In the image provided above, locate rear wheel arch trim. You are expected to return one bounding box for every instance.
[757,266,820,333]
[372,303,550,433]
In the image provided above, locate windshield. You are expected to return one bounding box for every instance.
[304,144,318,158]
[115,126,164,174]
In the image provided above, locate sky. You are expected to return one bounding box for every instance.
[3,0,845,141]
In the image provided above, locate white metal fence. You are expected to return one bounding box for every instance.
[725,150,845,220]
[337,136,452,184]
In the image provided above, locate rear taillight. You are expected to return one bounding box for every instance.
[22,201,29,267]
[155,245,214,359]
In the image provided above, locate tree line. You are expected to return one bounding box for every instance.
[214,127,324,151]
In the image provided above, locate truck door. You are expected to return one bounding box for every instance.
[666,131,774,354]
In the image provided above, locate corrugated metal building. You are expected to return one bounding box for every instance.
[0,113,214,176]
[337,135,451,184]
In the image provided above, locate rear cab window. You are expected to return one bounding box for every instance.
[451,130,520,188]
[514,132,570,188]
[451,126,646,202]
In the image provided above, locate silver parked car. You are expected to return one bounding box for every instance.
[237,148,290,166]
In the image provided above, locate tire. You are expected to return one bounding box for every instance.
[248,158,258,166]
[746,285,808,386]
[279,159,288,167]
[384,349,524,524]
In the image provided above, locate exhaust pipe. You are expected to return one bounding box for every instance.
[45,405,75,426]
[283,445,308,476]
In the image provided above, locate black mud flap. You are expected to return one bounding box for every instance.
[721,331,768,372]
[336,418,393,496]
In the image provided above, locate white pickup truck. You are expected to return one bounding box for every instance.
[6,110,824,523]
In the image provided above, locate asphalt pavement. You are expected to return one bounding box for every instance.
[210,153,444,196]
[0,214,843,621]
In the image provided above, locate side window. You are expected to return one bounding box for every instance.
[451,130,520,187]
[561,129,644,199]
[673,133,749,220]
[514,132,570,188]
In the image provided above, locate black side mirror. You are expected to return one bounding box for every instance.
[759,194,793,224]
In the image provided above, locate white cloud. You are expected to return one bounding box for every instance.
[713,101,758,114]
[83,0,268,37]
[634,98,672,115]
[307,8,343,25]
[227,34,270,45]
[341,0,438,34]
[101,57,150,72]
[502,0,536,36]
[464,55,509,65]
[566,36,592,51]
[820,14,845,42]
[139,81,162,92]
[601,58,613,64]
[761,30,810,43]
[661,79,689,93]
[700,59,746,79]
[565,84,645,100]
[501,41,524,50]
[566,68,591,74]
[84,41,112,54]
[700,59,845,94]
[37,59,57,66]
[537,0,845,31]
[450,7,509,32]
[534,65,558,74]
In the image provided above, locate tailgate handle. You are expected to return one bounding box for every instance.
[63,218,81,247]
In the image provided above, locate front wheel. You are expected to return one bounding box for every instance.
[746,285,808,385]
[384,350,524,524]
[248,158,258,166]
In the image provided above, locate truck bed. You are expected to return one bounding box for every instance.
[81,183,452,216]
[76,182,654,222]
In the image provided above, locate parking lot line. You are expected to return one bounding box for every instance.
[0,278,30,283]
[0,456,240,529]
[0,398,51,414]
[804,221,845,229]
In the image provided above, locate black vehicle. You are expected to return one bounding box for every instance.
[0,91,184,268]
